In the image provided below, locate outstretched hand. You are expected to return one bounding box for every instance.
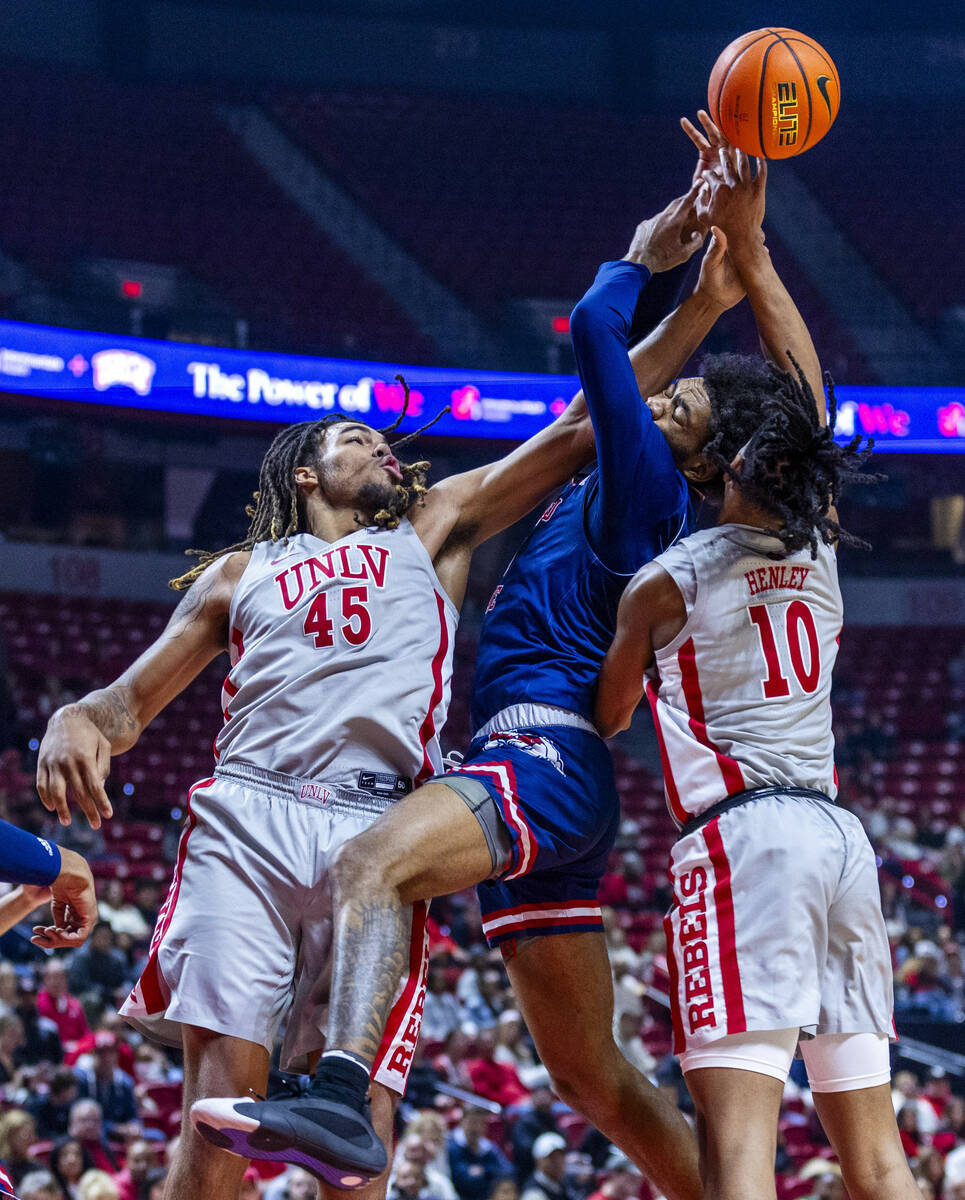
[696,226,745,312]
[30,847,98,949]
[624,184,706,274]
[682,110,767,243]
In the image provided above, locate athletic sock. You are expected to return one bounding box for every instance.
[307,1050,371,1112]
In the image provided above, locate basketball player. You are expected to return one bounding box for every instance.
[36,189,719,1200]
[193,139,818,1198]
[595,126,920,1200]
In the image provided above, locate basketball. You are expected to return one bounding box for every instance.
[708,28,840,159]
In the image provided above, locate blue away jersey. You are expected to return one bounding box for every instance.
[471,260,695,730]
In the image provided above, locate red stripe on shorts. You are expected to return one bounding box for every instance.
[663,910,686,1055]
[645,678,689,826]
[137,777,212,1013]
[373,899,429,1085]
[702,816,746,1035]
[415,592,449,785]
[677,639,745,795]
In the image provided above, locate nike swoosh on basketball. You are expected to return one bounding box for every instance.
[816,75,834,120]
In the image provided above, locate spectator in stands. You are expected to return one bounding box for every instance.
[520,1133,573,1200]
[897,1104,924,1158]
[461,968,508,1033]
[611,1005,655,1082]
[74,1033,140,1140]
[77,1169,120,1200]
[511,1086,561,1186]
[391,1132,453,1200]
[0,1012,24,1082]
[800,1166,846,1200]
[389,1159,433,1200]
[26,1066,81,1138]
[0,961,19,1012]
[583,1150,642,1200]
[97,882,149,943]
[403,1111,452,1184]
[422,965,463,1044]
[237,1165,262,1200]
[433,1029,475,1089]
[448,1108,511,1200]
[38,960,89,1047]
[493,1011,543,1090]
[18,1171,62,1200]
[892,1072,940,1140]
[913,1148,946,1198]
[263,1165,321,1199]
[67,923,129,1009]
[944,1142,965,1200]
[130,882,160,937]
[67,1099,119,1174]
[464,1028,529,1107]
[112,1138,158,1200]
[14,975,63,1066]
[144,1169,168,1200]
[0,1110,43,1188]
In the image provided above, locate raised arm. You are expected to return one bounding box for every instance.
[684,111,826,423]
[36,552,247,829]
[418,221,743,562]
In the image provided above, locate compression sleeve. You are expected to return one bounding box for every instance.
[569,260,687,572]
[0,818,61,887]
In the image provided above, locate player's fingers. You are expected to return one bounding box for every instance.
[80,760,113,822]
[63,761,102,830]
[718,146,737,186]
[40,766,72,826]
[697,109,724,144]
[756,156,768,188]
[736,148,751,182]
[680,115,709,151]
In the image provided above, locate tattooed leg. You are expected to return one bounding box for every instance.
[325,780,497,1062]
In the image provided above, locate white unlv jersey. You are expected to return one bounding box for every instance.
[214,523,457,793]
[646,524,841,826]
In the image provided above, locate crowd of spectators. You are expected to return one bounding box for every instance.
[0,851,963,1200]
[0,640,962,1198]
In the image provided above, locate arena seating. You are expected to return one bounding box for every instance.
[1,589,961,927]
[271,88,879,381]
[0,64,434,363]
[0,64,897,382]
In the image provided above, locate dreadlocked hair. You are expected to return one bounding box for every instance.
[698,353,783,495]
[706,353,882,558]
[169,397,438,591]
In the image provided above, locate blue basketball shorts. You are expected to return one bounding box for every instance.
[434,723,619,950]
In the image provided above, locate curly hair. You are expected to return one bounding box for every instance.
[169,412,430,591]
[699,352,785,479]
[706,353,881,557]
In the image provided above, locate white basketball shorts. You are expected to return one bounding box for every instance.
[664,790,894,1057]
[121,762,429,1094]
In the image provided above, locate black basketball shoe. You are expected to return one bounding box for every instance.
[190,1076,387,1189]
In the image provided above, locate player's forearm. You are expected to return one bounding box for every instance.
[726,236,825,422]
[0,887,45,934]
[56,683,142,753]
[630,289,729,399]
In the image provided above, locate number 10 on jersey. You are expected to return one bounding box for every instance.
[747,600,821,698]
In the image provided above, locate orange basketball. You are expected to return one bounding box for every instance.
[708,28,840,159]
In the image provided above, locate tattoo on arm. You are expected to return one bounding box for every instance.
[62,686,138,741]
[167,573,217,638]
